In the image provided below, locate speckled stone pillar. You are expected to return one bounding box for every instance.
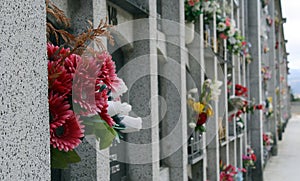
[268,0,278,156]
[123,0,160,180]
[160,0,188,181]
[0,0,50,180]
[247,0,264,180]
[65,0,111,180]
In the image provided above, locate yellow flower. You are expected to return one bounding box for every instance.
[206,105,214,117]
[267,97,272,103]
[188,98,194,107]
[193,102,205,113]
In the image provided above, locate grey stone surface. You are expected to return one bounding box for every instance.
[247,0,264,180]
[65,0,110,180]
[160,0,188,181]
[0,0,49,180]
[267,0,279,156]
[122,10,160,180]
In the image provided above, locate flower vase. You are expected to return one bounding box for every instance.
[185,22,195,44]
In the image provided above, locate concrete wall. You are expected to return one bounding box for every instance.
[0,0,50,180]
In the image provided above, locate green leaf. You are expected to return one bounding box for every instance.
[93,122,117,149]
[51,148,81,169]
[82,115,106,123]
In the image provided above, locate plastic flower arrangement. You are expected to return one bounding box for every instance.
[203,0,221,24]
[185,0,202,23]
[46,1,142,168]
[227,30,248,55]
[220,161,246,181]
[262,66,271,81]
[263,132,274,147]
[264,97,273,118]
[266,15,273,26]
[216,16,236,40]
[228,83,264,124]
[187,79,222,132]
[216,16,251,57]
[243,145,257,169]
[202,4,252,59]
[263,45,270,54]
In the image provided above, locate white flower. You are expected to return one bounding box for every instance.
[210,80,223,101]
[205,79,212,85]
[120,116,142,133]
[217,22,226,32]
[111,78,128,99]
[203,1,211,11]
[188,88,198,94]
[189,122,197,129]
[107,101,132,116]
[233,45,240,50]
[212,1,220,10]
[188,88,198,101]
[229,96,247,109]
[237,121,244,128]
[228,36,237,44]
[206,7,214,13]
[193,3,201,11]
[227,28,236,37]
[230,19,236,28]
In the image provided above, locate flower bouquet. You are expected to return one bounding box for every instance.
[220,161,246,181]
[263,132,274,150]
[203,0,221,25]
[185,0,202,23]
[47,1,142,169]
[243,145,257,169]
[187,79,222,132]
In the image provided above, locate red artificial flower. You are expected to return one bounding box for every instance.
[225,17,231,27]
[229,114,235,121]
[47,43,82,97]
[95,89,115,127]
[251,153,257,162]
[219,33,228,40]
[188,0,195,6]
[256,104,263,110]
[242,41,247,46]
[235,84,248,96]
[64,53,81,74]
[50,113,85,152]
[236,110,243,117]
[49,92,84,151]
[47,43,70,61]
[197,112,208,126]
[275,41,279,49]
[96,51,121,91]
[71,56,115,126]
[72,57,102,115]
[48,61,73,96]
[49,92,73,129]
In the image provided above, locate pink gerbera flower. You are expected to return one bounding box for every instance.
[95,89,115,127]
[64,53,81,74]
[219,33,228,40]
[47,43,70,61]
[49,92,73,129]
[72,57,101,115]
[48,61,73,96]
[96,51,119,90]
[188,0,195,6]
[225,17,231,27]
[50,113,85,152]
